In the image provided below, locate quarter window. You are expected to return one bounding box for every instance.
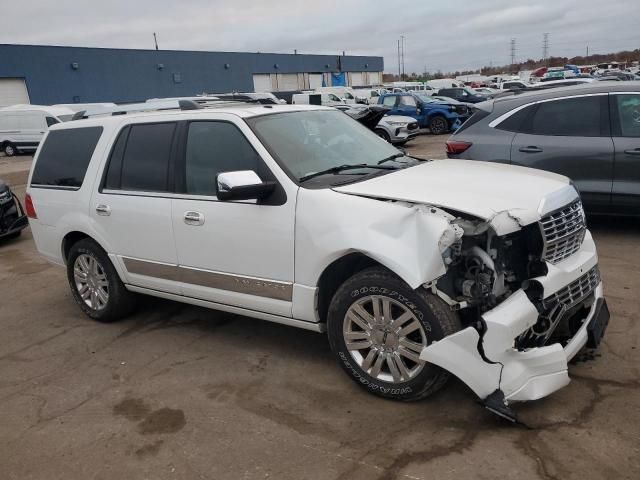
[118,123,176,192]
[614,94,640,137]
[530,96,602,136]
[31,127,103,189]
[184,122,262,196]
[45,116,60,127]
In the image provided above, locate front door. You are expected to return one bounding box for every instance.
[610,92,640,214]
[91,121,180,293]
[170,118,296,317]
[510,94,614,213]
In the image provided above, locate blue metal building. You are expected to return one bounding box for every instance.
[0,44,384,105]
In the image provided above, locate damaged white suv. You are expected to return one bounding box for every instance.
[26,101,609,418]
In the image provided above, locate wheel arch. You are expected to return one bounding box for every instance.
[62,230,109,265]
[316,252,397,324]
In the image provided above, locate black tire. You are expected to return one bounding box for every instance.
[392,140,407,147]
[3,142,16,157]
[375,128,391,143]
[429,116,449,135]
[327,267,461,401]
[2,231,21,241]
[66,238,135,322]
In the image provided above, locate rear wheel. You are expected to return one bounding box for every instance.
[67,238,135,322]
[429,116,449,135]
[327,267,461,401]
[3,142,16,157]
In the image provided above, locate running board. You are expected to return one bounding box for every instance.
[125,284,326,333]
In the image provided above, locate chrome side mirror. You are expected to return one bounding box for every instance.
[216,170,275,201]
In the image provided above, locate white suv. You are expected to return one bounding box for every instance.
[26,100,609,418]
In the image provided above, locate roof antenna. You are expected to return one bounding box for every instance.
[153,32,159,51]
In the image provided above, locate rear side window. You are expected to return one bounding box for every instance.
[455,109,490,134]
[45,116,59,127]
[530,96,603,136]
[495,105,536,132]
[105,122,176,192]
[382,96,397,107]
[31,127,103,189]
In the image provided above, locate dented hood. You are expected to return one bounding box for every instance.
[334,159,575,229]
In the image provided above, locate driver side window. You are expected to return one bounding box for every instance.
[184,122,262,196]
[382,96,397,107]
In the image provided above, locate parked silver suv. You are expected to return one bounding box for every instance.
[446,82,640,215]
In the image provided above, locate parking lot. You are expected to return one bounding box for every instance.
[1,143,639,480]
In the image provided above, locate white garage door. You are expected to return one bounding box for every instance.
[309,74,323,90]
[253,74,273,92]
[368,72,382,85]
[350,72,364,87]
[0,78,30,107]
[276,74,300,91]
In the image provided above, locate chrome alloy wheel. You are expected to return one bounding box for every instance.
[73,253,109,310]
[343,295,428,383]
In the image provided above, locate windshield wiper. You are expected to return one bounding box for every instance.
[299,163,397,182]
[377,153,405,165]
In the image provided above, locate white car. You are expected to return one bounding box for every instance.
[375,115,419,145]
[26,100,609,419]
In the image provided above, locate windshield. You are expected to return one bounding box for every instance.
[246,110,404,184]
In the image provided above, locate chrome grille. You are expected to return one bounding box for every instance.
[542,265,600,311]
[540,200,586,264]
[517,265,600,348]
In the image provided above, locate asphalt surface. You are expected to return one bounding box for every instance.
[1,143,639,479]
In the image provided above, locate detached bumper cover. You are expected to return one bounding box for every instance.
[421,233,607,404]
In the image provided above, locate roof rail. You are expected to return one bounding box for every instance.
[71,99,204,120]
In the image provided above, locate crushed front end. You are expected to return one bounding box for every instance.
[421,193,610,413]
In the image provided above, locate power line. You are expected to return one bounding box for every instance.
[510,38,516,69]
[542,33,549,64]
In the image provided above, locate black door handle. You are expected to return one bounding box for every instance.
[623,148,640,156]
[519,146,543,153]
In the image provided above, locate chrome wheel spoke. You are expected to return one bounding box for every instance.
[371,297,382,324]
[397,319,421,337]
[346,339,373,351]
[382,298,392,326]
[369,352,385,378]
[386,353,402,383]
[392,353,412,380]
[399,337,424,354]
[390,310,413,330]
[398,346,422,364]
[361,348,378,372]
[348,305,374,331]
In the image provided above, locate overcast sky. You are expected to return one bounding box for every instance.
[2,0,638,73]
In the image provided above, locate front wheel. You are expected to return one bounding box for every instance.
[429,116,449,135]
[327,267,461,401]
[375,128,391,143]
[3,142,16,157]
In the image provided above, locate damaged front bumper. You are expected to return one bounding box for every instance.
[420,231,609,405]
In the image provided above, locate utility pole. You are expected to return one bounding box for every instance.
[542,33,549,64]
[510,38,516,71]
[586,45,589,58]
[153,32,159,50]
[400,35,406,80]
[397,39,401,80]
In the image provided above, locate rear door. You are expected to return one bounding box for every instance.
[92,121,180,293]
[610,92,640,213]
[509,94,614,213]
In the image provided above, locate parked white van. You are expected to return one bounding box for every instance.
[315,87,364,104]
[426,79,464,90]
[0,105,75,156]
[292,92,344,106]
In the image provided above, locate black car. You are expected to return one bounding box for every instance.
[437,87,488,104]
[0,180,28,240]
